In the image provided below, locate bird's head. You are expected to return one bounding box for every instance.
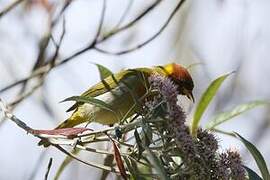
[163,63,195,102]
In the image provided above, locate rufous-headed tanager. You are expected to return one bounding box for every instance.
[39,63,194,146]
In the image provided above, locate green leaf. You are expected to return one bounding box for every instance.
[123,157,135,180]
[145,147,169,180]
[94,63,113,80]
[235,133,270,180]
[123,157,139,180]
[206,101,268,129]
[54,149,79,180]
[244,166,263,180]
[61,96,115,113]
[134,129,144,160]
[141,122,153,147]
[191,72,233,137]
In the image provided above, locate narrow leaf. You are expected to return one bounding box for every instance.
[123,157,137,180]
[235,133,270,180]
[134,129,144,160]
[94,63,113,80]
[32,127,91,137]
[112,140,128,180]
[244,166,263,180]
[54,149,79,180]
[145,147,169,180]
[206,101,268,129]
[61,96,115,112]
[141,123,153,147]
[191,72,233,137]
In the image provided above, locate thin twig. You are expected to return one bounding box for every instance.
[51,0,72,27]
[44,158,53,180]
[53,144,123,174]
[50,17,66,67]
[113,0,134,30]
[0,98,125,174]
[8,80,44,107]
[101,0,162,41]
[0,0,164,94]
[1,16,67,113]
[93,0,107,43]
[94,0,187,55]
[0,0,25,18]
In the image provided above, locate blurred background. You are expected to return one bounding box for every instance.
[0,0,269,179]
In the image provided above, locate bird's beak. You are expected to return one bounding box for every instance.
[187,92,195,103]
[183,88,195,103]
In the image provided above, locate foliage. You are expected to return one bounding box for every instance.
[49,67,269,179]
[1,64,269,179]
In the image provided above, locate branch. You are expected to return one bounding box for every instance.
[0,0,163,94]
[0,0,25,18]
[93,0,107,43]
[0,98,125,174]
[101,0,162,42]
[44,158,53,180]
[112,0,134,30]
[94,0,187,55]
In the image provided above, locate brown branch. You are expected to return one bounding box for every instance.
[17,0,70,96]
[100,0,162,42]
[0,0,167,95]
[93,0,107,43]
[113,0,134,30]
[0,98,124,174]
[0,0,25,18]
[0,64,51,93]
[8,79,44,108]
[1,16,67,111]
[51,0,72,27]
[94,0,187,55]
[53,144,123,174]
[50,17,66,67]
[3,18,66,110]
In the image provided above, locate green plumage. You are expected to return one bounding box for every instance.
[65,67,162,113]
[54,66,168,129]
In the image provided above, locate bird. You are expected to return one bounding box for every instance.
[38,63,194,146]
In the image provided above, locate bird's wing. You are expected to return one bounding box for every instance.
[66,67,153,112]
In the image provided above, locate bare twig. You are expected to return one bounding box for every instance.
[17,0,69,97]
[0,0,164,94]
[94,0,187,55]
[0,0,25,18]
[0,98,125,174]
[0,98,33,132]
[93,0,107,43]
[0,64,51,93]
[53,144,123,174]
[8,80,44,108]
[113,0,134,30]
[44,158,53,180]
[51,0,72,27]
[101,0,162,41]
[2,16,67,112]
[50,17,66,67]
